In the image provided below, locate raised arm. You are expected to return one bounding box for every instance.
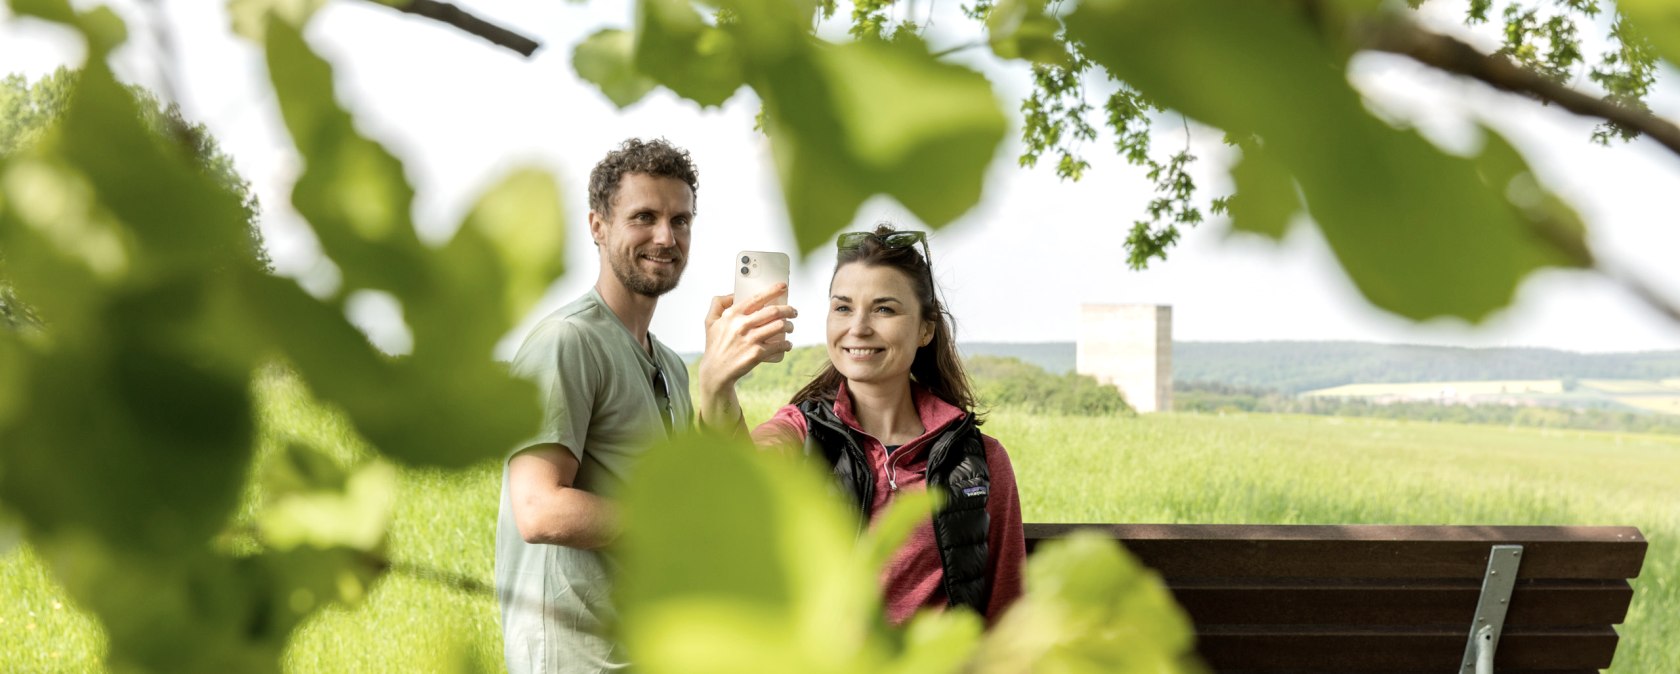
[696,283,796,436]
[507,444,618,549]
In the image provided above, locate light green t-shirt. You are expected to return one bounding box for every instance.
[494,288,692,674]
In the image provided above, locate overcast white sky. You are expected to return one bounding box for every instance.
[4,0,1680,356]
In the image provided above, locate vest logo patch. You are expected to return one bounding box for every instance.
[961,485,988,497]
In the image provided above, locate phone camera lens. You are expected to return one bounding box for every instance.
[741,256,751,264]
[741,266,750,275]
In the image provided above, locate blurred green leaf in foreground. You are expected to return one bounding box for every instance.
[617,431,1202,674]
[0,1,566,670]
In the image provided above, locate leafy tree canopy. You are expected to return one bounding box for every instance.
[825,0,1663,272]
[566,0,1676,325]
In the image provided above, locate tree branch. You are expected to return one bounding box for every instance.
[1359,18,1680,160]
[372,0,542,57]
[1608,269,1680,326]
[361,551,498,596]
[931,40,986,59]
[361,551,583,626]
[1355,16,1680,327]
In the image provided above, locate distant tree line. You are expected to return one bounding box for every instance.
[957,342,1680,394]
[966,356,1133,417]
[1177,381,1680,435]
[1173,342,1680,393]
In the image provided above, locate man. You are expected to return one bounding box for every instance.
[494,138,795,673]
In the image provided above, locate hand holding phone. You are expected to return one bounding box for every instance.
[696,254,796,431]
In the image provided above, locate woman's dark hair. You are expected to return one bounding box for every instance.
[790,224,980,421]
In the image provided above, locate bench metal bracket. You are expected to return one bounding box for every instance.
[1461,544,1523,674]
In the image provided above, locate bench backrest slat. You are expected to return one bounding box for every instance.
[1025,523,1648,580]
[1170,578,1633,626]
[1025,523,1647,673]
[1196,625,1619,671]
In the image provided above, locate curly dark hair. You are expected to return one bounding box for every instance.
[588,138,700,216]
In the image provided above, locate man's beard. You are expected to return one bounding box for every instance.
[611,246,685,297]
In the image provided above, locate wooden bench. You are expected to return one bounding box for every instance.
[1025,523,1648,673]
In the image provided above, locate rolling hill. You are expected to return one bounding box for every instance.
[958,341,1680,393]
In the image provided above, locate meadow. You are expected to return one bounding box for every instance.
[3,380,1676,672]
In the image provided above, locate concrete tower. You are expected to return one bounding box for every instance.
[1077,304,1172,413]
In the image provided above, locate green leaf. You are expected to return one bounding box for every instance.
[0,316,255,555]
[0,155,129,335]
[883,609,983,674]
[0,506,19,556]
[1067,0,1587,322]
[230,269,541,469]
[0,336,19,431]
[974,531,1204,674]
[986,0,1069,66]
[265,20,430,298]
[0,62,247,306]
[36,537,379,673]
[257,445,396,551]
[76,6,130,54]
[619,433,893,673]
[396,171,564,467]
[6,0,77,23]
[634,0,747,107]
[228,0,329,42]
[263,441,350,494]
[714,0,823,48]
[229,271,391,406]
[1618,0,1680,72]
[1471,125,1590,265]
[449,168,567,327]
[574,29,658,108]
[55,69,251,274]
[861,488,938,573]
[262,19,548,468]
[1225,140,1299,240]
[621,438,800,609]
[7,0,127,55]
[757,38,1007,254]
[620,602,823,674]
[0,64,258,556]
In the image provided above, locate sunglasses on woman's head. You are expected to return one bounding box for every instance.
[837,230,931,262]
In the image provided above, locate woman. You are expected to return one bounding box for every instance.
[698,225,1025,625]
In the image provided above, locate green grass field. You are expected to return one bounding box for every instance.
[3,381,1676,672]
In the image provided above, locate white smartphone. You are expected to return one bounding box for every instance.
[733,250,790,307]
[734,250,791,363]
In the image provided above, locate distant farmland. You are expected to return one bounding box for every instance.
[1302,378,1680,415]
[956,341,1680,394]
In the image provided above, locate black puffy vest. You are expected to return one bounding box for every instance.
[797,399,992,615]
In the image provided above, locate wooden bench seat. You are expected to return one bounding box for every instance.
[1025,523,1648,673]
